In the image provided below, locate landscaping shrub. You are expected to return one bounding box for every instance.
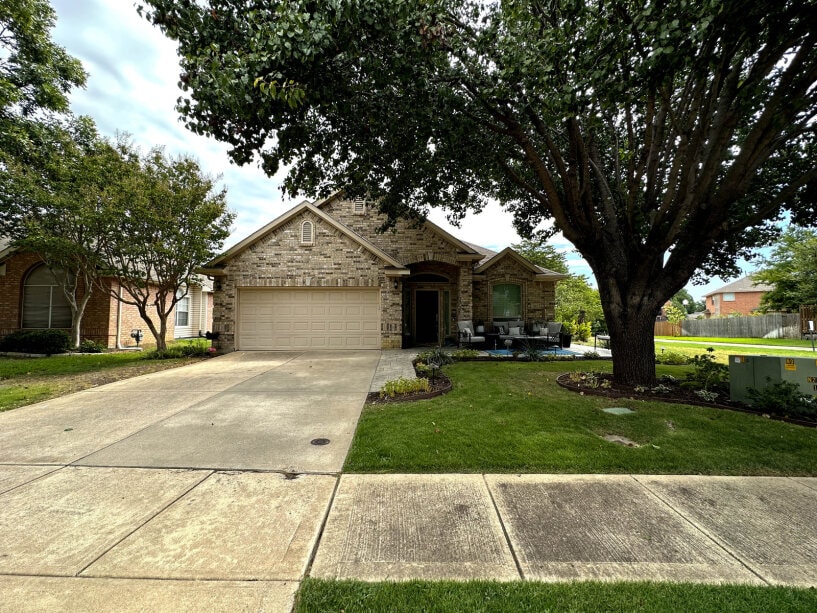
[449,349,480,359]
[0,330,71,355]
[415,348,453,367]
[380,377,430,398]
[747,380,817,419]
[564,320,591,342]
[77,339,105,353]
[655,350,689,365]
[145,341,211,359]
[686,348,729,394]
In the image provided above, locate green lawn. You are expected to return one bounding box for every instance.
[0,344,206,412]
[344,361,817,475]
[653,341,817,364]
[655,336,815,348]
[296,579,817,613]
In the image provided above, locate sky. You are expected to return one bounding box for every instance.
[48,0,759,301]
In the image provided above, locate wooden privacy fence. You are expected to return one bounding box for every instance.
[802,305,816,333]
[654,321,681,337]
[678,313,801,339]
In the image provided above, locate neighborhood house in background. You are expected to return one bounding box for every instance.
[704,275,774,317]
[0,238,213,348]
[198,193,568,352]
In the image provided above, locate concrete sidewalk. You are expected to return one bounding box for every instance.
[313,474,817,586]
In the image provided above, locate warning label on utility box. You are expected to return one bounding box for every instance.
[784,358,797,371]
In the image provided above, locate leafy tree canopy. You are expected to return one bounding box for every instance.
[755,227,817,312]
[510,237,569,274]
[0,0,86,157]
[101,142,235,350]
[139,0,817,384]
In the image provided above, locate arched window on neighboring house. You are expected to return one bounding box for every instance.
[22,265,72,328]
[301,220,314,245]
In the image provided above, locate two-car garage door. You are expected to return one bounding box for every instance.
[237,288,380,350]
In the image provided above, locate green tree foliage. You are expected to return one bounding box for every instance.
[754,227,817,312]
[139,0,817,384]
[670,289,704,314]
[555,276,603,325]
[2,116,125,347]
[510,238,568,274]
[0,0,86,159]
[100,144,235,351]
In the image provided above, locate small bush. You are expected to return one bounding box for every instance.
[0,330,71,355]
[145,340,211,359]
[521,344,543,361]
[564,320,591,342]
[655,350,689,365]
[415,347,453,367]
[450,349,480,359]
[686,348,729,393]
[380,377,431,398]
[747,380,817,419]
[77,339,105,353]
[583,351,601,359]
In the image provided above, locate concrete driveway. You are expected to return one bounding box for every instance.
[0,350,379,473]
[0,350,379,611]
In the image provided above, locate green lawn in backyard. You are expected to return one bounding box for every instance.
[652,341,817,364]
[295,579,817,613]
[656,336,815,348]
[344,360,817,475]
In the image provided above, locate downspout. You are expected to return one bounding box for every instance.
[115,283,124,349]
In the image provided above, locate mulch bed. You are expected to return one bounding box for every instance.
[556,372,817,428]
[366,372,452,405]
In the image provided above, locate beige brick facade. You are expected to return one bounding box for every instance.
[207,196,562,351]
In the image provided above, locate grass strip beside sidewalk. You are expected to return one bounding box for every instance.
[296,579,817,613]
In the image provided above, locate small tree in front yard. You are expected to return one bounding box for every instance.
[101,144,234,351]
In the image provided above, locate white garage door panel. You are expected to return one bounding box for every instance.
[238,289,381,350]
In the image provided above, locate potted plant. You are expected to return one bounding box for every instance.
[560,321,574,348]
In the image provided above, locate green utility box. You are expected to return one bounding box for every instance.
[729,355,817,405]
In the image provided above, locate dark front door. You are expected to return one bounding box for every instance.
[415,290,439,344]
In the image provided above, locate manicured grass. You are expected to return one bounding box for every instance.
[344,361,817,475]
[654,341,817,364]
[656,336,815,348]
[0,341,209,412]
[295,579,817,612]
[0,351,149,379]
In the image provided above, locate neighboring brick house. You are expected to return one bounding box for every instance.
[199,193,567,351]
[704,275,774,316]
[0,239,183,348]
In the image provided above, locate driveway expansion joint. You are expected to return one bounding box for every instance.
[483,473,525,580]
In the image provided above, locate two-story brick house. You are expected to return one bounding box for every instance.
[199,193,567,351]
[704,275,774,316]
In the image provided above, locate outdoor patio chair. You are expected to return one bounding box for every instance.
[545,322,562,347]
[457,320,485,348]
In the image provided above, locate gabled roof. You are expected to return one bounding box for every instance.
[200,200,407,274]
[0,237,16,263]
[703,274,774,297]
[313,192,484,261]
[473,247,569,279]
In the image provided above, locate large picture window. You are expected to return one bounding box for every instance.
[22,265,72,328]
[492,283,521,320]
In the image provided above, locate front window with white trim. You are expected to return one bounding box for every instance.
[175,296,190,327]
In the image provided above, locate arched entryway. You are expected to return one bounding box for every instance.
[402,263,459,346]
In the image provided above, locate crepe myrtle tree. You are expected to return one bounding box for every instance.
[1,116,125,348]
[101,143,234,351]
[139,0,817,384]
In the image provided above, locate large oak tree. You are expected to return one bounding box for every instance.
[140,0,817,384]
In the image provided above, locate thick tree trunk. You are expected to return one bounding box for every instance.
[606,308,659,386]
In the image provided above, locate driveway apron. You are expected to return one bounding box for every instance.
[74,350,380,473]
[0,350,379,612]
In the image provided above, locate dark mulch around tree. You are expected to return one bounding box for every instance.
[556,372,816,428]
[366,372,452,405]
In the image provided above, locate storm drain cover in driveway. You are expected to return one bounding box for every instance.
[311,438,331,446]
